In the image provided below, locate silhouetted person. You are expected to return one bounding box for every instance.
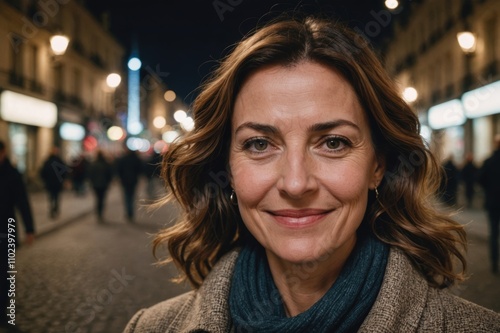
[0,140,35,325]
[40,147,69,218]
[145,151,163,199]
[461,153,477,208]
[440,157,459,206]
[115,147,144,221]
[87,150,113,222]
[478,135,500,273]
[71,154,88,196]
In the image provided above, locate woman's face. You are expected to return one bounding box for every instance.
[229,61,384,266]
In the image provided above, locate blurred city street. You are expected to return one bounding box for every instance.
[3,182,498,333]
[10,180,191,333]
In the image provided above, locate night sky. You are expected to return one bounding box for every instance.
[86,0,402,104]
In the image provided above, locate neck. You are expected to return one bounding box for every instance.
[266,236,356,317]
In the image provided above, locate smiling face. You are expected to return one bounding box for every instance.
[229,61,385,268]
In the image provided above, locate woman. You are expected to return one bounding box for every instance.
[125,16,500,332]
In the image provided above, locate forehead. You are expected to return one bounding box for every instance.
[232,62,368,129]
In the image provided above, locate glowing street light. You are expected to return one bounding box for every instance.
[107,126,124,141]
[50,35,70,55]
[385,0,399,10]
[127,57,142,71]
[457,32,476,54]
[181,116,195,132]
[164,90,176,102]
[403,87,418,103]
[173,110,187,123]
[106,73,121,88]
[153,116,166,129]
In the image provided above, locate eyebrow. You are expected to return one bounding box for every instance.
[234,122,279,135]
[308,120,360,133]
[234,120,360,135]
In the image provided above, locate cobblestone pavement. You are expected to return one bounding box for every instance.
[6,189,499,333]
[10,189,190,333]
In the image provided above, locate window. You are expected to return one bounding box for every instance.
[484,15,497,63]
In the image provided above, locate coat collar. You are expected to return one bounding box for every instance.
[172,250,240,332]
[174,247,430,333]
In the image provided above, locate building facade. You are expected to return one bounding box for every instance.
[0,0,124,185]
[385,0,500,165]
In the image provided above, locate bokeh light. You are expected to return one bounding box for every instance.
[403,87,418,103]
[162,130,180,143]
[164,90,176,102]
[107,126,124,141]
[153,116,166,129]
[173,110,187,123]
[127,57,142,71]
[106,73,121,88]
[180,116,195,132]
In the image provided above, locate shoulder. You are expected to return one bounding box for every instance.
[361,247,500,332]
[430,289,500,332]
[124,291,196,333]
[124,249,240,333]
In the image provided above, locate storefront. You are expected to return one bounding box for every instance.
[427,80,500,165]
[0,90,56,181]
[428,99,466,163]
[462,80,500,163]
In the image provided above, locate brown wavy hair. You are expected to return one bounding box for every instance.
[154,15,467,289]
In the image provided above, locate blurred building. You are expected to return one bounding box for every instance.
[385,0,500,164]
[0,0,124,185]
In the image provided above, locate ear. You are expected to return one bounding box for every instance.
[371,154,386,189]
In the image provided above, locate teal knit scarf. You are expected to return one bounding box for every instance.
[229,232,389,332]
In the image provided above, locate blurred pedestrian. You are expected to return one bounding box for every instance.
[40,147,69,218]
[461,153,477,209]
[70,153,88,196]
[440,157,459,206]
[115,147,144,221]
[145,151,163,199]
[0,140,35,325]
[87,150,114,222]
[478,135,500,273]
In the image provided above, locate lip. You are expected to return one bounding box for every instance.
[267,209,332,228]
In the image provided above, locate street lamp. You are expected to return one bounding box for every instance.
[457,31,477,54]
[403,87,418,103]
[457,30,476,157]
[384,0,399,10]
[106,73,121,88]
[50,34,70,56]
[164,90,176,102]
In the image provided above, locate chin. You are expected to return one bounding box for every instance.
[265,237,336,265]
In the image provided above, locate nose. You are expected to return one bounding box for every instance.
[276,149,318,199]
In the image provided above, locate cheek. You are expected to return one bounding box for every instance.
[319,162,373,199]
[230,158,277,204]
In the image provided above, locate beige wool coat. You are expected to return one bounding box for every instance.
[124,248,500,332]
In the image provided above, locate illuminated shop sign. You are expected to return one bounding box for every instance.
[462,80,500,119]
[60,122,85,141]
[0,90,57,128]
[428,99,466,130]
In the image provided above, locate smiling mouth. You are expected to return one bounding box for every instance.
[267,209,332,228]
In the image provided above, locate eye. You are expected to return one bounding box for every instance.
[252,139,268,151]
[326,138,342,150]
[243,138,270,153]
[322,136,351,152]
